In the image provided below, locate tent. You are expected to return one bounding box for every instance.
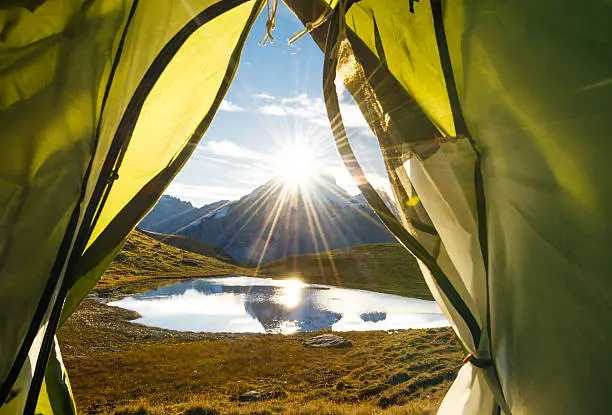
[1,0,611,413]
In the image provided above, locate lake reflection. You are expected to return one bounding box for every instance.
[108,276,448,334]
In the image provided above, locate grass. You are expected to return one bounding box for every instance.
[100,231,430,301]
[93,230,248,295]
[59,230,461,414]
[59,301,461,415]
[138,229,236,264]
[260,244,432,300]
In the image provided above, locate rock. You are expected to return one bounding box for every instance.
[237,389,286,402]
[305,334,352,348]
[360,311,387,323]
[238,390,261,402]
[180,259,199,266]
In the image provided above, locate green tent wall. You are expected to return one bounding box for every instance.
[1,0,611,414]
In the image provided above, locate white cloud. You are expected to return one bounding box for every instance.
[279,93,311,105]
[219,100,245,112]
[198,140,261,161]
[335,75,348,102]
[259,104,290,116]
[252,93,276,100]
[339,103,371,130]
[256,93,370,131]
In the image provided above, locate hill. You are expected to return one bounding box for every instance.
[261,243,433,300]
[97,230,430,300]
[138,229,235,263]
[96,229,245,293]
[61,233,452,414]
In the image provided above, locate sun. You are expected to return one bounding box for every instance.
[275,278,305,308]
[273,141,320,190]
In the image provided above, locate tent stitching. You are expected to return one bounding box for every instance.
[18,2,143,412]
[68,0,265,294]
[0,0,141,405]
[321,3,483,350]
[430,0,509,412]
[13,0,255,410]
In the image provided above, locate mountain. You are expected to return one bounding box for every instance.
[138,195,192,231]
[139,175,396,264]
[139,195,230,235]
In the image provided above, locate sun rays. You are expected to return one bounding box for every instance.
[154,116,395,290]
[245,136,365,285]
[272,141,320,191]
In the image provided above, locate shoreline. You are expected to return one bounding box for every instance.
[59,277,462,414]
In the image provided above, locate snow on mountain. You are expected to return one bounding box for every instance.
[141,176,396,264]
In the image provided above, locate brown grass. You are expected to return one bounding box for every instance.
[59,301,461,414]
[59,231,461,414]
[260,244,431,300]
[96,231,430,302]
[138,230,235,263]
[93,230,248,295]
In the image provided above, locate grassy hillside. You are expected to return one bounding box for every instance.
[138,229,235,263]
[260,244,432,300]
[59,232,458,414]
[99,231,431,301]
[96,229,246,293]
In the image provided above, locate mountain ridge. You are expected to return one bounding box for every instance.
[139,177,396,264]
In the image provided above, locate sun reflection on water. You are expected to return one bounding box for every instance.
[108,277,448,333]
[274,279,304,308]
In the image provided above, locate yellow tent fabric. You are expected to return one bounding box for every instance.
[1,0,612,414]
[0,1,262,413]
[288,1,612,414]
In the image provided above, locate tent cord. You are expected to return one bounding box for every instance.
[258,0,278,45]
[462,353,492,368]
[288,4,335,45]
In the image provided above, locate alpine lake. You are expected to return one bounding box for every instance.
[108,276,448,334]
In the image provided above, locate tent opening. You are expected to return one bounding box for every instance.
[2,0,611,414]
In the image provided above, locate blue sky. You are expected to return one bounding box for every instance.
[166,3,389,207]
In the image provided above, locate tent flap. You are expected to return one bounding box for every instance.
[0,0,263,412]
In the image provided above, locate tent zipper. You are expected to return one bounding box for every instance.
[430,0,510,413]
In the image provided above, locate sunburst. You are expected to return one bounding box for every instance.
[272,140,320,191]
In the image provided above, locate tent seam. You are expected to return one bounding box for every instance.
[321,2,483,350]
[430,0,509,412]
[73,0,265,279]
[0,0,140,407]
[18,2,142,412]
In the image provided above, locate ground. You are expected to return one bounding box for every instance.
[58,230,463,414]
[260,244,431,300]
